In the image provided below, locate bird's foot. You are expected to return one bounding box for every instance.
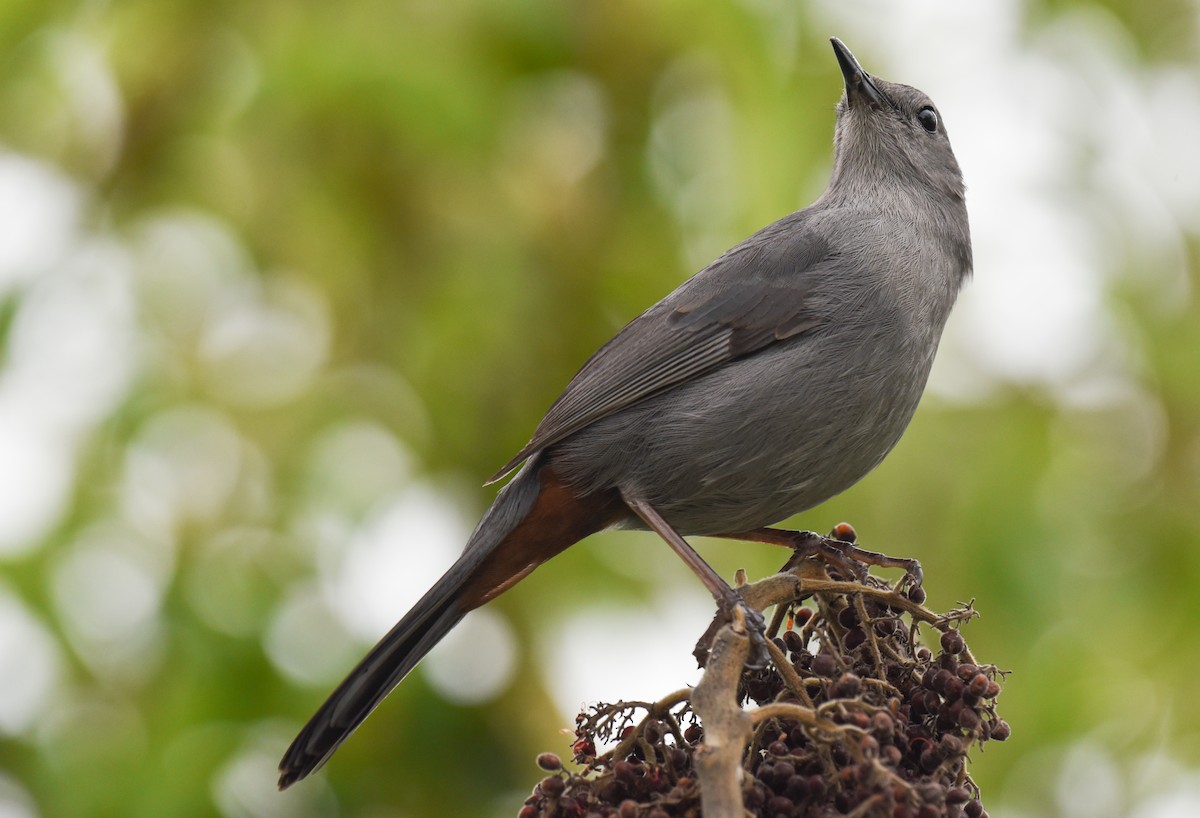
[693,593,769,669]
[781,523,924,597]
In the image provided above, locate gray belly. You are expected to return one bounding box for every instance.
[548,328,935,535]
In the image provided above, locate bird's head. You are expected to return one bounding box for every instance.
[829,38,965,203]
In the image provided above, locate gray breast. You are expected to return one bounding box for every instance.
[548,314,936,536]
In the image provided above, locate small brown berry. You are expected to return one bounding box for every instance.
[539,776,565,798]
[968,673,989,696]
[811,653,838,677]
[767,795,794,814]
[771,761,796,783]
[916,783,943,802]
[941,629,966,654]
[991,720,1011,741]
[536,753,562,771]
[908,689,933,717]
[832,672,863,698]
[908,736,933,760]
[785,774,809,799]
[614,760,636,783]
[838,607,860,629]
[946,787,970,805]
[598,779,626,804]
[919,748,939,772]
[939,700,965,728]
[831,521,857,541]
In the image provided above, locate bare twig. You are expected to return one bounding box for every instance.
[691,607,753,818]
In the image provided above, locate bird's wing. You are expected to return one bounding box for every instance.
[488,214,836,483]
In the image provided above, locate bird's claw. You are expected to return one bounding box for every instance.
[782,524,925,594]
[694,594,769,669]
[729,598,770,669]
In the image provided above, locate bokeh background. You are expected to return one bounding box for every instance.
[1,0,1199,816]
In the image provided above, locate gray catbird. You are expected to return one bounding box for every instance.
[278,37,971,788]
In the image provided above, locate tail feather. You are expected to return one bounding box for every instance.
[277,580,467,788]
[277,462,544,789]
[278,458,621,789]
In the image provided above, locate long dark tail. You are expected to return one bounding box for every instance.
[277,459,621,789]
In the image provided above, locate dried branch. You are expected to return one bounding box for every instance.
[519,551,1009,818]
[689,606,753,818]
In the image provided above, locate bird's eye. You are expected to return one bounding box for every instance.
[917,107,938,133]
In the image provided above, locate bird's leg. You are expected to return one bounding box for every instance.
[622,493,769,668]
[715,524,924,591]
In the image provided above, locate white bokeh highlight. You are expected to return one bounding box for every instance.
[0,157,136,553]
[0,772,37,818]
[270,479,521,702]
[50,530,167,682]
[303,420,414,516]
[541,587,714,735]
[321,483,472,640]
[0,585,63,735]
[423,607,517,705]
[120,406,246,540]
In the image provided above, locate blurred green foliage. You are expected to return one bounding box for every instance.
[0,1,1198,817]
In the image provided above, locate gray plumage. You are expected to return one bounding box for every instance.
[504,42,972,534]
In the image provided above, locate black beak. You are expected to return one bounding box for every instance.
[831,37,886,110]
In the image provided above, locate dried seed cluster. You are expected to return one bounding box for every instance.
[519,563,1007,818]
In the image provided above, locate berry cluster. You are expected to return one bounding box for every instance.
[519,562,1007,818]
